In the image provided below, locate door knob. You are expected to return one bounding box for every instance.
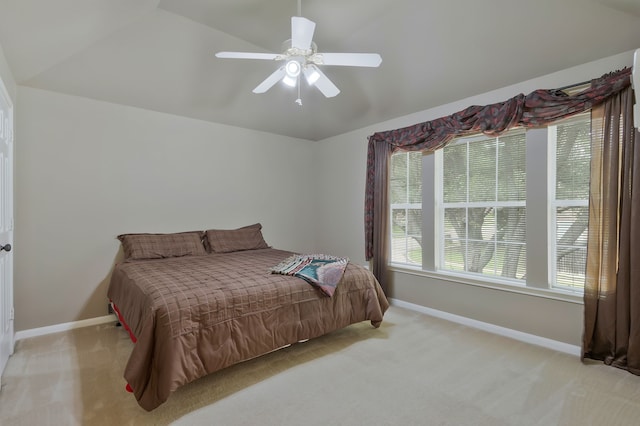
[0,244,11,252]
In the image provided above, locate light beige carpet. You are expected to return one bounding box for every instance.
[1,306,640,425]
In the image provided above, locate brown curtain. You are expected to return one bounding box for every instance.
[583,85,640,373]
[370,141,393,288]
[364,68,632,292]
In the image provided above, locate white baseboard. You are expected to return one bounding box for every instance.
[13,302,581,357]
[14,315,116,342]
[389,298,581,357]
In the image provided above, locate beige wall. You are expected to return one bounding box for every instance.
[314,50,635,346]
[14,87,317,331]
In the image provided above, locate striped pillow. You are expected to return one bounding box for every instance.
[205,223,269,253]
[118,232,207,260]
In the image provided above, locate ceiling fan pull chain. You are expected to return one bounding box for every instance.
[295,76,302,106]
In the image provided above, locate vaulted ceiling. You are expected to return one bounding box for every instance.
[0,0,638,140]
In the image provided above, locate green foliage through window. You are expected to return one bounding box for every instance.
[442,130,527,280]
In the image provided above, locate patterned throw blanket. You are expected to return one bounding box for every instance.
[270,254,349,297]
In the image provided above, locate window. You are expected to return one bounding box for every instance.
[440,130,526,280]
[390,151,422,266]
[550,115,590,290]
[390,113,591,294]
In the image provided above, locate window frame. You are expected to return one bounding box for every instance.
[435,130,527,282]
[389,151,423,267]
[547,113,591,292]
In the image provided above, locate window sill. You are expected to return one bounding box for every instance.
[388,264,584,305]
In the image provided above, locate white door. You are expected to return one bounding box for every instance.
[0,76,14,385]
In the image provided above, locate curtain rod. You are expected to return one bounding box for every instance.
[555,79,590,91]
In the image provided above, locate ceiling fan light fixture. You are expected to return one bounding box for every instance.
[304,66,320,85]
[285,60,301,78]
[282,74,297,87]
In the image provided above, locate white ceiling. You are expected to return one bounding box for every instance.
[0,0,639,141]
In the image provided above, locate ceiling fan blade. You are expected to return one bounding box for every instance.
[318,53,382,67]
[253,67,287,93]
[305,65,339,98]
[216,52,280,60]
[291,16,316,50]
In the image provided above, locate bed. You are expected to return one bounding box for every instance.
[107,224,389,411]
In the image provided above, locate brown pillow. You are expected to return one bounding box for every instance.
[205,223,269,253]
[118,231,207,260]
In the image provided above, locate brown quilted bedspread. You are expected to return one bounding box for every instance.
[107,248,389,411]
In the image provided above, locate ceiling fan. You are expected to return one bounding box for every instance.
[215,2,382,104]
